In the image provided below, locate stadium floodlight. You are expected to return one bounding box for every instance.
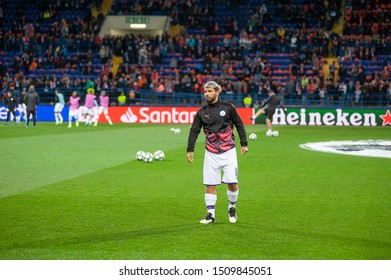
[130,24,146,29]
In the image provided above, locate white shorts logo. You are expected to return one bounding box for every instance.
[220,110,226,117]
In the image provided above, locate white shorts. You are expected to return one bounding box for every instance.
[203,148,238,186]
[54,103,64,113]
[69,109,79,118]
[18,104,27,111]
[98,106,108,115]
[83,107,95,116]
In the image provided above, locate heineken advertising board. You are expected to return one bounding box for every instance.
[254,108,391,127]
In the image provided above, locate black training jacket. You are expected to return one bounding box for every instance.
[187,100,247,154]
[5,95,17,110]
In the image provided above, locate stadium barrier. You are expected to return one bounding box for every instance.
[1,105,390,127]
[0,105,253,125]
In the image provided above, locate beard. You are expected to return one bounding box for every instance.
[206,95,218,104]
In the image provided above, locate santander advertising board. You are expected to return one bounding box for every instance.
[97,106,253,125]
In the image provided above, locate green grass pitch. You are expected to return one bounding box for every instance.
[0,123,390,260]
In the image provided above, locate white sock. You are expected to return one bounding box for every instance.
[106,115,112,124]
[55,114,59,122]
[205,193,217,217]
[227,189,239,208]
[59,114,63,123]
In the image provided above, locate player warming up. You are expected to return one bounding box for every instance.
[187,81,248,224]
[68,91,80,128]
[54,89,65,125]
[4,91,17,125]
[83,88,98,126]
[94,90,113,126]
[16,89,27,124]
[250,90,286,136]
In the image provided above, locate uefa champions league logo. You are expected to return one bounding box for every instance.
[300,140,391,159]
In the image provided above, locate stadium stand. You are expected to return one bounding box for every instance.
[0,0,390,108]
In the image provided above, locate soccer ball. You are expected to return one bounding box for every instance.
[266,130,273,137]
[154,150,165,161]
[272,130,279,137]
[143,152,154,163]
[174,128,181,134]
[249,133,257,140]
[136,151,145,160]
